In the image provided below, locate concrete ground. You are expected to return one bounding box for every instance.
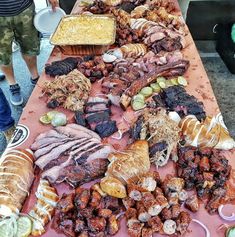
[0,1,235,154]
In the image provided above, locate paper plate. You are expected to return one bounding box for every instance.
[34,7,66,34]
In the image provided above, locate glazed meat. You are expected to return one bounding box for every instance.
[177,146,231,214]
[53,184,122,237]
[124,173,191,236]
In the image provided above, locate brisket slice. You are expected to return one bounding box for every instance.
[43,139,98,170]
[95,121,118,138]
[35,138,88,170]
[56,159,109,187]
[85,103,108,113]
[74,111,86,127]
[86,111,110,124]
[73,144,103,165]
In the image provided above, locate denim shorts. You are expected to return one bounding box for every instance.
[0,87,15,132]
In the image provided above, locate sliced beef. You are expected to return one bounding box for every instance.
[75,111,86,127]
[85,103,108,113]
[34,141,67,159]
[95,121,118,138]
[35,138,87,169]
[86,145,114,162]
[57,159,109,187]
[86,111,110,124]
[74,144,103,165]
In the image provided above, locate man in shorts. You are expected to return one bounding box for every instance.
[0,0,58,106]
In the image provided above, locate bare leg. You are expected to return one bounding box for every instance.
[22,54,39,79]
[0,64,17,85]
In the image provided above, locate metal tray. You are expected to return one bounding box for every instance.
[50,14,116,46]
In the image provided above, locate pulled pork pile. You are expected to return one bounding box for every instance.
[42,69,91,111]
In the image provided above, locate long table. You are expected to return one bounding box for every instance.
[5,1,235,236]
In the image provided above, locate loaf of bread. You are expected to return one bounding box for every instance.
[0,149,34,217]
[179,113,235,150]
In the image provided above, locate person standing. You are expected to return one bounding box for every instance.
[0,87,15,143]
[0,0,57,106]
[59,0,77,14]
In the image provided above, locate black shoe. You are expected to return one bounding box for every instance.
[0,74,5,81]
[30,76,40,85]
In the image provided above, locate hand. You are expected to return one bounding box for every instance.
[48,0,59,11]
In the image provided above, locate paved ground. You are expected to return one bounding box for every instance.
[0,39,53,154]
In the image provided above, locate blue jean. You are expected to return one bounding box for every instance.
[0,87,14,132]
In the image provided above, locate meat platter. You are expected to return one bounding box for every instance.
[1,0,235,237]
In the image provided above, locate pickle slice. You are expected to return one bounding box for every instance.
[140,87,153,97]
[177,76,188,86]
[132,100,146,111]
[39,115,51,125]
[170,78,179,85]
[150,83,161,93]
[158,81,166,89]
[156,77,166,84]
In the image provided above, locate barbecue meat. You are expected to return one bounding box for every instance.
[120,60,189,109]
[45,57,80,77]
[151,37,183,53]
[95,121,118,138]
[75,111,86,127]
[162,86,206,120]
[86,111,110,124]
[56,159,109,188]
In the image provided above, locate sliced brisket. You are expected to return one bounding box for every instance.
[74,111,86,127]
[95,121,118,138]
[57,159,109,187]
[86,111,110,124]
